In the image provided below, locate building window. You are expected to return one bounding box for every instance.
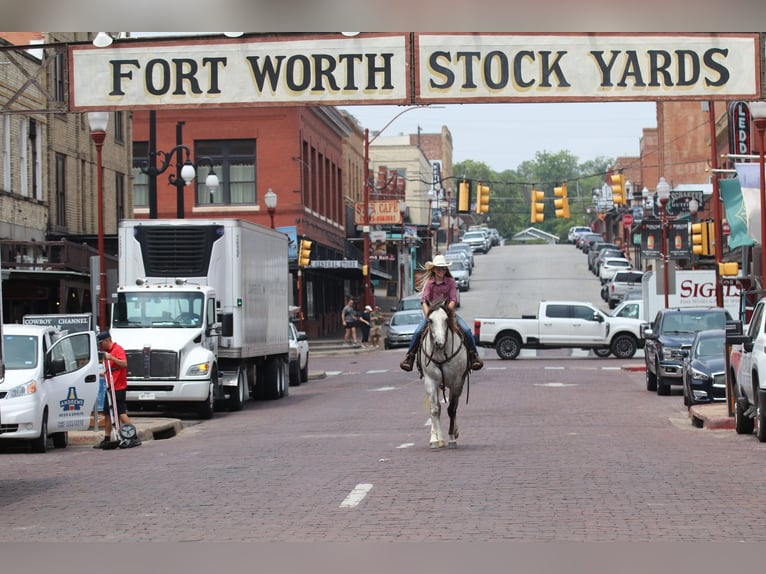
[55,154,66,227]
[194,139,256,206]
[115,171,126,225]
[132,141,148,207]
[113,111,124,144]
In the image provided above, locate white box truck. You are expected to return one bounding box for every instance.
[111,219,290,418]
[641,269,741,321]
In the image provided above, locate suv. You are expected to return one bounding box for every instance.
[568,226,592,243]
[642,307,730,396]
[604,271,644,309]
[461,230,490,253]
[729,298,766,440]
[446,243,474,270]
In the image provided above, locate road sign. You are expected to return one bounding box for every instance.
[623,214,634,226]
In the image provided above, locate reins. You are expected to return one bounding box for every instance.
[417,307,471,404]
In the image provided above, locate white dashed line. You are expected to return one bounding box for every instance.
[370,386,396,392]
[396,443,415,449]
[340,483,373,508]
[325,371,343,376]
[366,369,389,374]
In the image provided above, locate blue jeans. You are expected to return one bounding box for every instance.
[406,313,478,354]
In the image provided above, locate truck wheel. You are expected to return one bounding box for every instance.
[289,360,301,387]
[646,367,657,392]
[300,353,309,383]
[31,411,48,453]
[495,335,521,360]
[593,348,611,358]
[735,395,754,435]
[657,375,671,396]
[228,369,247,412]
[52,432,68,449]
[197,380,215,419]
[757,389,766,442]
[610,334,637,359]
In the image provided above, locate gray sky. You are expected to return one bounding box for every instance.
[341,102,658,172]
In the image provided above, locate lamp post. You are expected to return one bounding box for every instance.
[87,111,109,332]
[750,101,766,284]
[140,114,219,218]
[656,177,671,309]
[264,188,277,229]
[427,188,437,259]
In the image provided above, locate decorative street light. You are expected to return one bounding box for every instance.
[399,199,407,299]
[139,115,219,218]
[264,188,277,229]
[656,177,672,309]
[427,188,437,259]
[87,111,109,332]
[749,100,766,284]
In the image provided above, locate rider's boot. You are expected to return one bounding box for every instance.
[400,351,416,372]
[469,349,484,371]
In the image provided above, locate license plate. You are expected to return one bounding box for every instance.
[138,392,156,400]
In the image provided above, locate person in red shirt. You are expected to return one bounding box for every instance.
[94,331,141,449]
[399,254,483,372]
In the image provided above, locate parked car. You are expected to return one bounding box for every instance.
[288,321,309,386]
[446,243,474,269]
[487,228,501,246]
[578,233,603,252]
[384,309,425,349]
[587,242,620,273]
[681,329,726,407]
[568,226,592,244]
[593,248,625,276]
[450,260,471,291]
[461,230,491,253]
[444,250,472,275]
[603,270,644,309]
[1,324,100,453]
[599,257,632,283]
[642,307,730,396]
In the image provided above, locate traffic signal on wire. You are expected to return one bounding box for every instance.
[298,239,312,267]
[610,173,626,205]
[457,180,471,213]
[554,182,570,219]
[475,184,490,214]
[530,189,545,223]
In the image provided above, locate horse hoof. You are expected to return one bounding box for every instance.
[430,442,440,449]
[448,441,457,449]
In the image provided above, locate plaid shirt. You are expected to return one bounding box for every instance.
[421,277,458,307]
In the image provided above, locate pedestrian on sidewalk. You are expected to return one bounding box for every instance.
[342,297,359,347]
[93,331,141,449]
[370,305,384,348]
[359,305,372,346]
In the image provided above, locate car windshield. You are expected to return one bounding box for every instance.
[463,232,484,240]
[662,312,725,334]
[3,334,39,370]
[113,292,205,327]
[696,336,725,357]
[393,312,423,326]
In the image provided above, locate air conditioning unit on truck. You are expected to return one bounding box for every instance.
[112,219,290,419]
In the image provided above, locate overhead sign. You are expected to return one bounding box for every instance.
[69,33,760,110]
[354,200,405,225]
[728,101,751,155]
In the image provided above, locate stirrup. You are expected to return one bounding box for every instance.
[400,353,415,372]
[470,352,483,371]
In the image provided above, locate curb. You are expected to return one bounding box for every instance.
[69,417,184,447]
[688,404,734,430]
[621,364,646,372]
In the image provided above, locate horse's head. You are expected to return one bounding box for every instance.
[426,302,453,349]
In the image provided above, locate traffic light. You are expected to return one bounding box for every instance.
[610,173,626,205]
[530,189,545,223]
[719,262,739,276]
[691,221,715,256]
[457,180,471,213]
[298,239,312,267]
[475,184,490,214]
[554,182,569,219]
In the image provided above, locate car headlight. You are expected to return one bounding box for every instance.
[186,362,210,377]
[691,367,710,381]
[5,379,38,399]
[662,347,678,360]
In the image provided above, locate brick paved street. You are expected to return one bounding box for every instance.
[2,349,766,542]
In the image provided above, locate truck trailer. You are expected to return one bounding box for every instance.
[111,219,290,418]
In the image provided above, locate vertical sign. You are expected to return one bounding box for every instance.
[728,101,751,156]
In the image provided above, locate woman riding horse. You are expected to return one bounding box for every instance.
[399,254,483,372]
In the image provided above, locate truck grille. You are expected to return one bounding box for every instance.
[126,350,179,379]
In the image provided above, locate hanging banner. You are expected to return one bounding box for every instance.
[667,220,690,260]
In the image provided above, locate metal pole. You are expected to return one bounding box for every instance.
[95,135,107,331]
[661,200,669,309]
[297,269,304,331]
[708,101,724,306]
[363,129,372,308]
[148,110,158,219]
[758,121,766,288]
[175,121,185,218]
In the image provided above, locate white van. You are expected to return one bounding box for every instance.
[1,325,100,452]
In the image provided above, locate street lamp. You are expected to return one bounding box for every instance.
[140,115,219,218]
[264,188,277,229]
[656,177,671,309]
[427,188,437,259]
[399,200,407,299]
[750,101,766,284]
[87,111,109,332]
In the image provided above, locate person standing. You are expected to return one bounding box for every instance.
[369,305,384,348]
[94,331,141,449]
[358,305,372,346]
[341,297,359,347]
[399,254,483,372]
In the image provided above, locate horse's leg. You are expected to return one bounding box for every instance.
[447,390,461,447]
[425,375,444,449]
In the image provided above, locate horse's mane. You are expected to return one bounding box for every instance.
[427,300,458,331]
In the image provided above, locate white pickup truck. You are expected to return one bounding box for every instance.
[474,300,643,360]
[729,297,766,441]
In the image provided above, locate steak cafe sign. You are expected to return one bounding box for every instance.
[69,33,760,110]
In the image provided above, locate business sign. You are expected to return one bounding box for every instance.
[652,190,705,217]
[276,225,298,261]
[69,33,760,110]
[22,313,93,333]
[354,200,405,225]
[641,219,690,260]
[728,101,751,155]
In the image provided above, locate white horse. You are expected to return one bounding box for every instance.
[418,302,470,449]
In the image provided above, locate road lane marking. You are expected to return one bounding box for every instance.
[367,369,388,374]
[396,442,415,449]
[534,382,578,387]
[325,371,343,376]
[340,483,373,508]
[544,366,566,370]
[371,386,396,392]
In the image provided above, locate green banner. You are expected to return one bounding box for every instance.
[720,178,756,248]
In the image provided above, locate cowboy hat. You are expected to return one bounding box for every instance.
[425,254,452,269]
